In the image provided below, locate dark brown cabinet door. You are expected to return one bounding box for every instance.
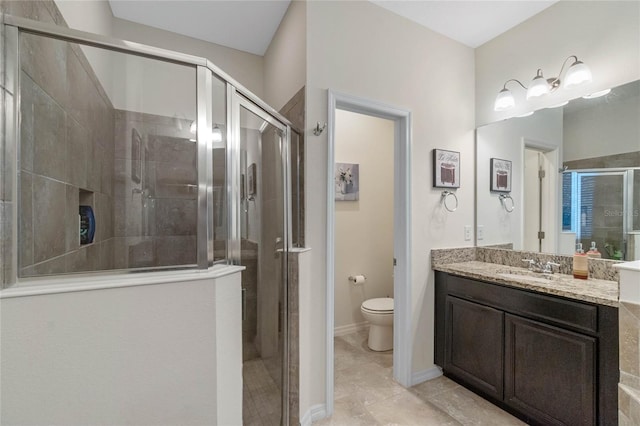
[444,296,504,400]
[504,314,596,426]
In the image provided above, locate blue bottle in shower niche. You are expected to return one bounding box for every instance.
[79,205,96,245]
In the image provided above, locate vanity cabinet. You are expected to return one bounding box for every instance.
[434,271,618,426]
[445,296,504,401]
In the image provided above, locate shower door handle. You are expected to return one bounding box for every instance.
[274,236,283,258]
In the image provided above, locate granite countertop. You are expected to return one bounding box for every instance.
[434,261,619,307]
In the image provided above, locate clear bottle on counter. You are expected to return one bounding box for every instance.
[573,242,589,280]
[587,241,602,259]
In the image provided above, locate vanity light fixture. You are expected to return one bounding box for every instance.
[494,55,592,111]
[189,120,197,142]
[526,69,550,99]
[188,122,223,146]
[212,124,223,143]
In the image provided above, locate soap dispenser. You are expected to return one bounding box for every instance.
[587,241,602,259]
[573,242,588,280]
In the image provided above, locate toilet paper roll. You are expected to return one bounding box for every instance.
[349,275,366,284]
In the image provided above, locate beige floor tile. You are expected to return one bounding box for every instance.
[319,331,525,426]
[315,395,381,426]
[365,390,462,425]
[427,386,526,426]
[337,331,394,368]
[410,375,461,400]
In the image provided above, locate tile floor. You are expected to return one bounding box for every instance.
[243,357,281,426]
[316,330,525,425]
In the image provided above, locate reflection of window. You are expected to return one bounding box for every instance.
[562,173,573,231]
[579,176,595,239]
[562,172,579,233]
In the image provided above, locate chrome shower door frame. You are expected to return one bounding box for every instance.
[1,14,297,284]
[231,90,292,425]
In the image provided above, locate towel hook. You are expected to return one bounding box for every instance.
[499,193,515,213]
[441,190,458,212]
[313,122,327,136]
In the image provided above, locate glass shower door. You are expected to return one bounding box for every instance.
[236,97,289,426]
[576,171,627,260]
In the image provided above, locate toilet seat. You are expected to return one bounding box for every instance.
[361,297,394,313]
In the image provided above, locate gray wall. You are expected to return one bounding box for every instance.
[112,111,197,269]
[19,32,115,276]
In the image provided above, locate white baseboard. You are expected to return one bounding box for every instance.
[334,321,369,337]
[411,366,443,386]
[300,404,326,426]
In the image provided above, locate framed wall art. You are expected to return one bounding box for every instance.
[247,163,257,196]
[490,158,512,192]
[131,128,142,184]
[432,149,460,188]
[334,162,359,201]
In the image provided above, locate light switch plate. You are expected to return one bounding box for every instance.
[477,225,484,240]
[464,225,472,241]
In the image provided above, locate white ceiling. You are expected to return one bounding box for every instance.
[372,1,558,48]
[108,0,291,56]
[108,0,558,55]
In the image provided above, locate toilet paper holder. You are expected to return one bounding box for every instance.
[349,275,367,284]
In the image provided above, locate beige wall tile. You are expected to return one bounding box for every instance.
[33,175,66,263]
[19,172,33,267]
[65,184,79,252]
[621,303,640,377]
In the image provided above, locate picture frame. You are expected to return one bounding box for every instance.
[335,162,360,201]
[490,158,512,192]
[432,149,460,188]
[131,128,142,184]
[247,163,257,196]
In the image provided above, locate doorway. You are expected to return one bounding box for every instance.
[333,109,394,333]
[326,91,412,416]
[523,143,559,253]
[234,95,290,426]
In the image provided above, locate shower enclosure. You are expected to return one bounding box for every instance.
[1,15,301,425]
[563,168,640,260]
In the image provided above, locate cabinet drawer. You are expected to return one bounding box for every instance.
[447,275,598,335]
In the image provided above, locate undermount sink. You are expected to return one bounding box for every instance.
[497,272,553,284]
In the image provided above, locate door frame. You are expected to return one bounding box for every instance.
[326,90,412,415]
[522,138,560,254]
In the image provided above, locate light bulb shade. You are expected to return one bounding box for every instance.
[526,75,550,99]
[563,61,592,88]
[494,88,515,111]
[212,125,223,143]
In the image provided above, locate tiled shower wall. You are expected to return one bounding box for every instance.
[1,2,51,285]
[18,32,115,276]
[1,0,198,280]
[619,301,640,424]
[112,111,197,269]
[0,0,115,279]
[279,86,305,247]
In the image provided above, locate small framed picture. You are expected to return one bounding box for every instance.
[131,128,142,184]
[432,149,460,188]
[247,163,257,196]
[490,158,512,192]
[335,162,359,201]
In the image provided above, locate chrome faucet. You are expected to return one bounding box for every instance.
[522,259,561,274]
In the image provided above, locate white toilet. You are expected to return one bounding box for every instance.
[360,297,394,351]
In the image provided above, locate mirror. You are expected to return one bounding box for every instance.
[476,80,640,260]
